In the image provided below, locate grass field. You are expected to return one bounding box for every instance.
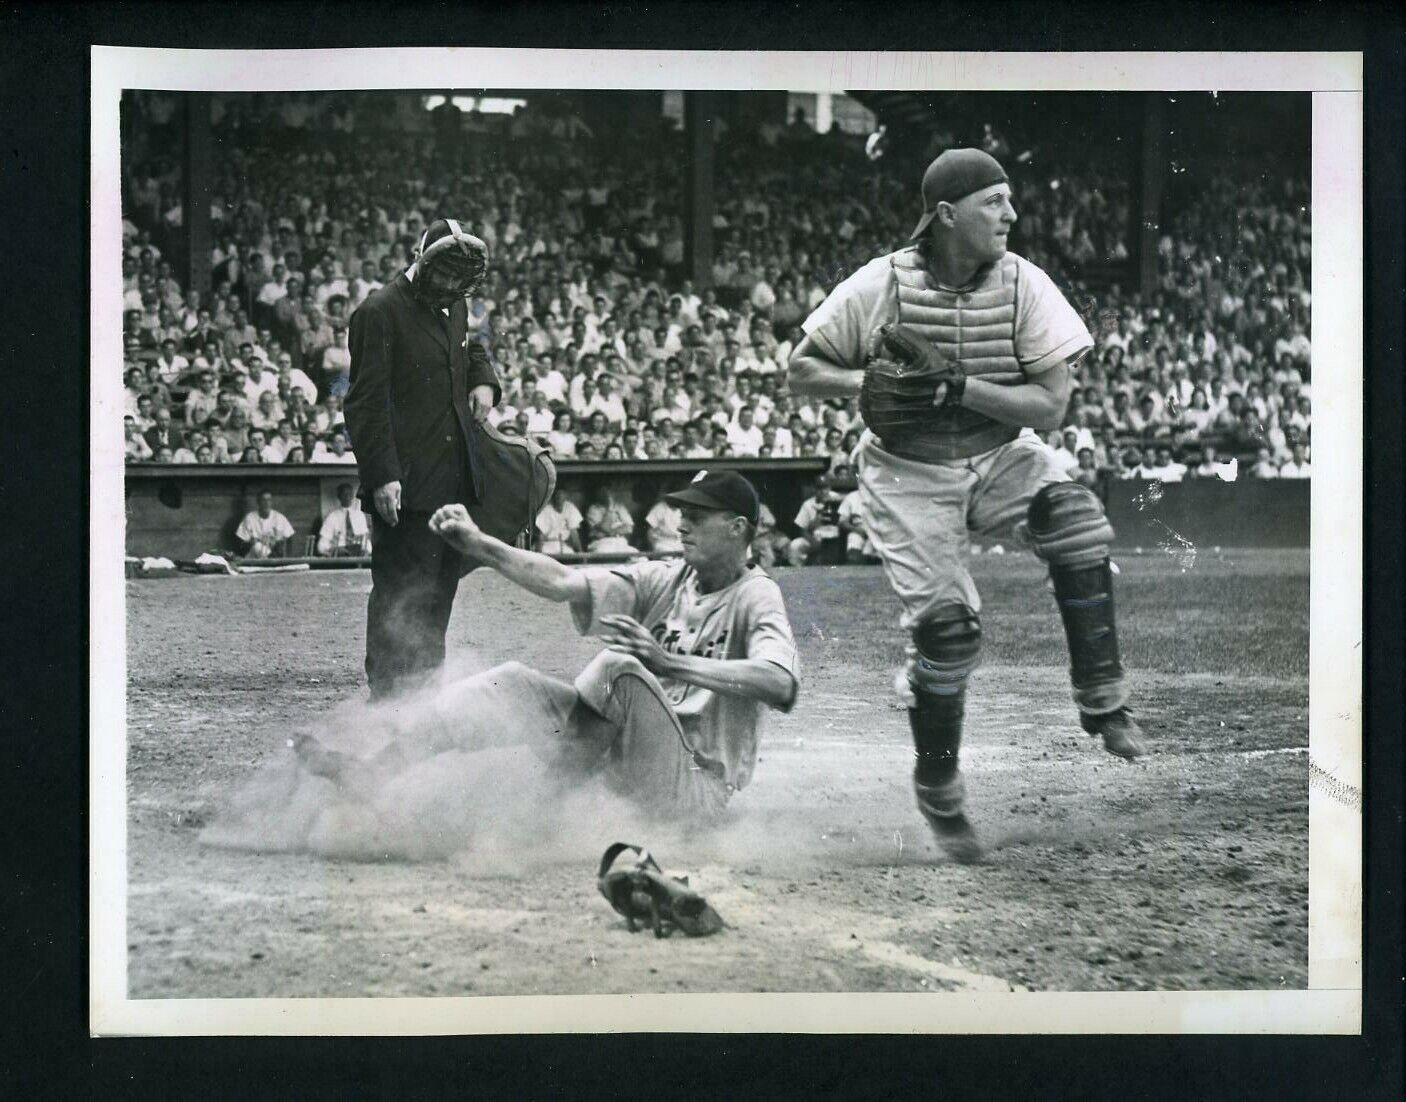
[125,548,1310,996]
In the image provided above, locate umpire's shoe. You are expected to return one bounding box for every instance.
[914,773,984,865]
[1080,706,1147,760]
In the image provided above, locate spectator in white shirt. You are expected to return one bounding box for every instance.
[276,355,319,405]
[545,411,578,458]
[1248,447,1281,479]
[1278,443,1311,479]
[1148,444,1189,482]
[311,428,357,464]
[726,406,764,457]
[235,491,295,559]
[1051,428,1082,475]
[534,488,584,556]
[320,329,352,398]
[317,483,372,556]
[584,374,628,428]
[520,391,556,436]
[153,338,190,386]
[837,488,877,564]
[261,420,298,463]
[644,497,685,554]
[534,357,569,405]
[124,416,153,462]
[250,390,284,433]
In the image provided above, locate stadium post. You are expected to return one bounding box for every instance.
[181,92,213,301]
[682,91,715,290]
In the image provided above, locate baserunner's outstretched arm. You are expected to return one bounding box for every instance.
[429,504,590,607]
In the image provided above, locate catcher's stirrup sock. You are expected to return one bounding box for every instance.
[1050,559,1124,690]
[909,686,965,787]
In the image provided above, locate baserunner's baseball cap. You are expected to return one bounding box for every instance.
[909,148,1010,240]
[665,469,761,526]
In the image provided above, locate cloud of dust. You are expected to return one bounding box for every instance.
[199,651,656,869]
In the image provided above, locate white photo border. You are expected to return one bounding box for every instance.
[90,47,1363,1036]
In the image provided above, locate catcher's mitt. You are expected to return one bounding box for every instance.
[597,842,724,938]
[859,322,966,442]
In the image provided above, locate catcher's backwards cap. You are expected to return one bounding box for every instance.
[665,469,760,527]
[909,148,1010,240]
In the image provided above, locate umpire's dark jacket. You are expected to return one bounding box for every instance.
[344,273,500,513]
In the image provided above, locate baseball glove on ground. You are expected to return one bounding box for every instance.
[859,322,966,441]
[597,842,724,938]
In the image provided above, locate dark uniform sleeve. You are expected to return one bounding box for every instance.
[344,297,401,491]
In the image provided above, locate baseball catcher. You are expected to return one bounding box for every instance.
[295,471,800,823]
[788,148,1145,864]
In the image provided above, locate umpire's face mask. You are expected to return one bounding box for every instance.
[411,220,489,310]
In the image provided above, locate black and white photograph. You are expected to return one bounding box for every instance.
[90,48,1362,1035]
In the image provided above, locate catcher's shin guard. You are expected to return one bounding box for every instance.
[907,605,981,787]
[1049,558,1126,708]
[1026,482,1129,715]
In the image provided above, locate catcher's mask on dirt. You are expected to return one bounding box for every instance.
[597,842,724,938]
[411,218,489,309]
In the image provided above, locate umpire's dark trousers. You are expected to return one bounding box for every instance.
[365,510,465,700]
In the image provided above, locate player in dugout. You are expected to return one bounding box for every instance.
[295,470,800,824]
[788,148,1146,864]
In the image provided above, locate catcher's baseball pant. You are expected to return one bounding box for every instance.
[856,430,1067,623]
[430,654,731,823]
[365,510,465,700]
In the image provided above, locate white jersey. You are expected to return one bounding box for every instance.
[535,500,583,553]
[644,501,685,552]
[571,559,799,790]
[235,509,294,557]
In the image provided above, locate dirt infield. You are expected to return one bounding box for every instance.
[125,549,1309,996]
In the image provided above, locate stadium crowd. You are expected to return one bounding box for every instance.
[121,92,1312,493]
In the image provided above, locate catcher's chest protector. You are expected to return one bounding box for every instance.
[887,249,1024,461]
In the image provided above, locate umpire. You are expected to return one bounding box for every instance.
[344,218,499,699]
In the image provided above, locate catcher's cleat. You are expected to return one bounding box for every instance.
[1080,706,1147,760]
[914,774,985,865]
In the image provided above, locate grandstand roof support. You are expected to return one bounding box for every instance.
[1136,93,1166,299]
[683,91,716,289]
[182,92,213,300]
